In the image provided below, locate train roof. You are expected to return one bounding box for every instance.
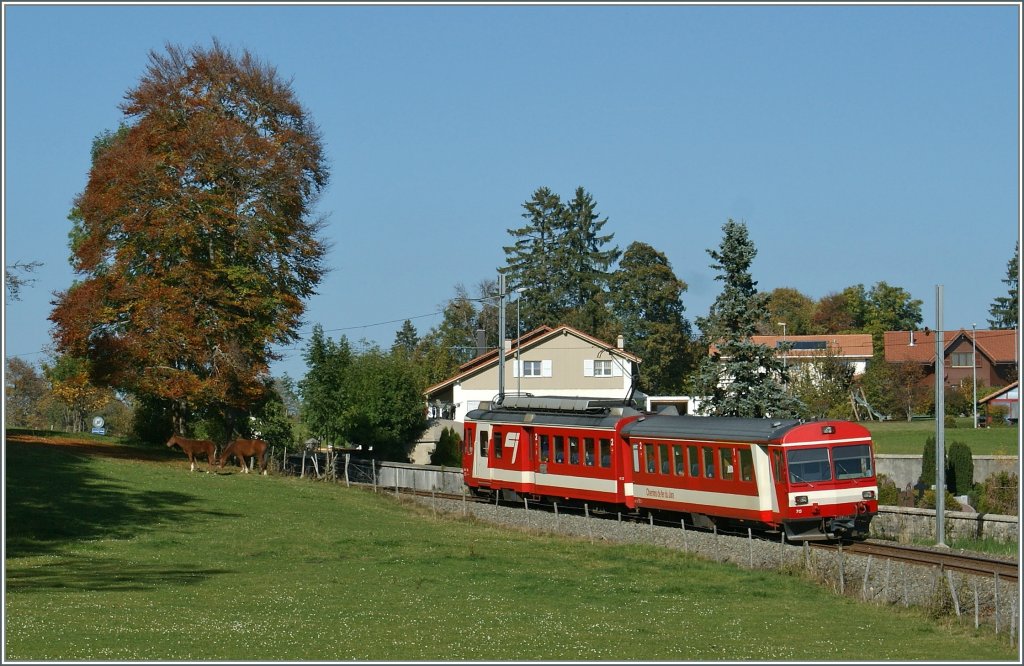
[620,414,802,443]
[466,395,639,429]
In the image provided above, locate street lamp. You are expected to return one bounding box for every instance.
[972,323,978,428]
[779,322,787,368]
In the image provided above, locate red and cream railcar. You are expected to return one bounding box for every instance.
[462,396,642,506]
[463,397,878,541]
[619,414,878,540]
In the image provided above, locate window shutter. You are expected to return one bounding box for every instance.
[612,358,624,377]
[583,359,594,377]
[512,360,520,378]
[541,360,553,377]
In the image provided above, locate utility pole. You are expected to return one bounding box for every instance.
[972,323,978,429]
[935,285,946,548]
[496,271,506,405]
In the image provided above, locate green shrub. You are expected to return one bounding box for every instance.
[945,440,974,496]
[876,474,899,505]
[916,488,963,511]
[430,427,462,467]
[919,435,938,487]
[974,471,1018,515]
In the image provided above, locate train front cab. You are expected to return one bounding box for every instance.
[769,421,878,541]
[462,417,534,498]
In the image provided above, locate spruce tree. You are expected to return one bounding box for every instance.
[988,240,1019,329]
[503,187,567,330]
[694,220,802,418]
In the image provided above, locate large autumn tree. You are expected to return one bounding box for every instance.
[50,41,329,435]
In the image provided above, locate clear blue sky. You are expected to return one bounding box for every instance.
[3,2,1021,382]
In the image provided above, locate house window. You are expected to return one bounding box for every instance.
[951,352,973,367]
[517,360,552,377]
[593,359,613,376]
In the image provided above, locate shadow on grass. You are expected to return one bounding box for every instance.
[5,440,239,559]
[5,556,234,593]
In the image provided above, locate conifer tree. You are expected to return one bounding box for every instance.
[694,220,802,418]
[988,241,1019,329]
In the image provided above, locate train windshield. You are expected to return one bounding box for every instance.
[833,444,873,480]
[787,448,831,483]
[787,444,874,484]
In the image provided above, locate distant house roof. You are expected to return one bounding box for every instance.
[710,334,873,358]
[884,329,1018,365]
[752,334,873,358]
[979,380,1019,405]
[424,324,641,395]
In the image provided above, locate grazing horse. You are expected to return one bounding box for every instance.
[166,434,217,472]
[219,438,269,475]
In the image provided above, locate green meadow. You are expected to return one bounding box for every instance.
[866,418,1019,455]
[4,434,1019,661]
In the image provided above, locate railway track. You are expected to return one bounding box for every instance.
[813,540,1018,582]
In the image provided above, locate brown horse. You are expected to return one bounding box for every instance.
[166,434,217,472]
[219,438,269,475]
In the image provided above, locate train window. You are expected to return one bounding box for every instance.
[740,448,753,481]
[599,438,611,467]
[479,430,488,458]
[702,447,714,478]
[720,449,734,480]
[539,434,550,463]
[494,430,503,459]
[554,436,565,463]
[659,444,670,474]
[645,443,656,473]
[772,449,784,483]
[787,447,832,483]
[632,444,641,473]
[673,445,685,476]
[833,444,873,479]
[569,437,580,465]
[688,445,699,477]
[584,438,595,466]
[464,428,474,456]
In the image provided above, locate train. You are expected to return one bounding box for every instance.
[462,395,878,541]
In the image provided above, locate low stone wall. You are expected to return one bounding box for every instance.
[876,454,1018,490]
[871,505,1019,543]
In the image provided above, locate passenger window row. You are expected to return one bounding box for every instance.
[639,442,754,482]
[539,434,612,468]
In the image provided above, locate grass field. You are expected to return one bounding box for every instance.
[864,418,1020,455]
[3,434,1020,661]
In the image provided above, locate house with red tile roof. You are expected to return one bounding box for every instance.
[883,328,1018,392]
[750,334,874,376]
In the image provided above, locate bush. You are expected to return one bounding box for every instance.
[430,427,462,467]
[974,471,1018,515]
[876,474,899,506]
[945,440,974,496]
[916,488,963,511]
[919,435,938,487]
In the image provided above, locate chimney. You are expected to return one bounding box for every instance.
[475,329,486,357]
[617,334,625,350]
[909,330,915,347]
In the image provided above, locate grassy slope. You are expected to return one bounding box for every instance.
[4,436,1018,661]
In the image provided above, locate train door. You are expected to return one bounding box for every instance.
[473,423,492,484]
[769,447,787,517]
[463,423,476,480]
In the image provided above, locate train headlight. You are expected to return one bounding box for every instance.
[794,495,809,505]
[821,425,835,434]
[862,490,876,500]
